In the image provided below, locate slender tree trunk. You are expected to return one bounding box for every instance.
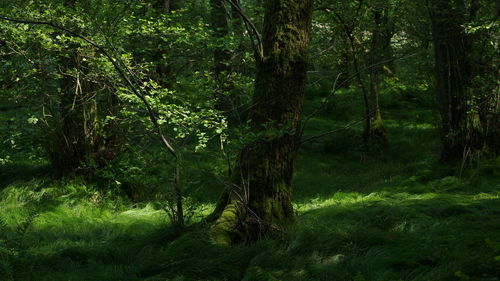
[50,57,93,173]
[351,38,371,145]
[467,1,499,155]
[45,47,106,174]
[230,0,246,68]
[368,5,393,140]
[339,45,350,88]
[211,0,314,244]
[210,0,234,112]
[154,0,185,88]
[333,12,371,145]
[368,74,383,138]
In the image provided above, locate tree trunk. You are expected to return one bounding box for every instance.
[210,0,234,112]
[467,0,499,156]
[339,45,350,88]
[229,0,246,72]
[211,0,314,244]
[368,5,393,140]
[154,0,185,88]
[429,0,483,162]
[156,0,185,13]
[45,47,121,174]
[334,12,371,145]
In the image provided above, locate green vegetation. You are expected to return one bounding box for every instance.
[0,0,498,280]
[1,88,498,280]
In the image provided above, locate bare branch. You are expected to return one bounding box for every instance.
[224,0,263,58]
[300,51,423,141]
[300,119,364,144]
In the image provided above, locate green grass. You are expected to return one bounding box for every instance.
[1,90,499,280]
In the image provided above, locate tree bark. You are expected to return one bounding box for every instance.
[368,5,393,140]
[45,47,121,174]
[210,0,234,112]
[211,0,314,244]
[156,0,185,13]
[429,0,483,162]
[154,0,185,88]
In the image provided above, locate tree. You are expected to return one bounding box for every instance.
[153,0,185,88]
[156,0,185,13]
[211,0,315,244]
[367,1,394,140]
[45,46,122,174]
[0,1,124,175]
[428,0,498,162]
[210,0,234,112]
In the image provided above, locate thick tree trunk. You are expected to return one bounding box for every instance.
[429,0,483,162]
[211,0,314,244]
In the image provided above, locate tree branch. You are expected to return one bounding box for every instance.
[300,119,364,144]
[0,15,177,158]
[223,0,263,59]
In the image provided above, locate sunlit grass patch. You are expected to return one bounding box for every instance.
[1,90,498,280]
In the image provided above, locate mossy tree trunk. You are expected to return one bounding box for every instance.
[428,0,486,162]
[211,0,314,244]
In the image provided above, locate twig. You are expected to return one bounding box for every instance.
[300,72,342,138]
[0,15,178,158]
[300,119,364,144]
[301,51,422,136]
[0,15,185,226]
[224,0,263,58]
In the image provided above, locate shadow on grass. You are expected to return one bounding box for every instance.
[5,212,261,281]
[293,124,459,202]
[2,190,498,281]
[255,194,500,281]
[0,162,50,191]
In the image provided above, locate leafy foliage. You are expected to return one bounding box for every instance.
[0,0,498,280]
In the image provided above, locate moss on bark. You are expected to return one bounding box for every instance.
[211,0,314,244]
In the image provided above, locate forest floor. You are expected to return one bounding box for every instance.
[1,89,499,281]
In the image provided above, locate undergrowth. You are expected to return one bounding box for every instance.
[0,89,499,281]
